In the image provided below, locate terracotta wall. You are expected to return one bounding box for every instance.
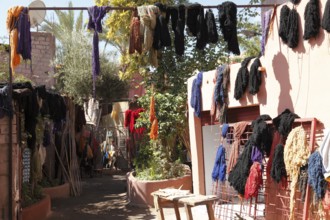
[12,32,56,88]
[188,0,330,194]
[0,116,19,220]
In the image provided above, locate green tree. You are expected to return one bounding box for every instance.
[41,1,128,104]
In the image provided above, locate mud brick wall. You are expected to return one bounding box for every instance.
[14,32,56,88]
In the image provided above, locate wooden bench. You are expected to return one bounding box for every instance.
[152,189,218,220]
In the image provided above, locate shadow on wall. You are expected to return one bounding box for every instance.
[272,52,294,114]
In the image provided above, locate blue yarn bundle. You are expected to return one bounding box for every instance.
[212,145,226,182]
[17,7,31,61]
[190,72,203,117]
[308,151,327,201]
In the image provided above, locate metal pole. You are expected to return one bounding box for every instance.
[8,34,13,220]
[28,4,278,11]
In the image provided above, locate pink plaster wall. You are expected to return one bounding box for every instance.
[188,0,330,194]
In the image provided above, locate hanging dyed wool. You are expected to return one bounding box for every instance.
[218,1,240,55]
[287,8,300,49]
[205,9,218,44]
[270,144,287,184]
[244,162,263,199]
[234,56,254,100]
[248,57,262,95]
[129,10,142,54]
[279,5,290,44]
[320,129,330,182]
[17,7,31,61]
[186,4,201,36]
[212,145,226,182]
[272,108,299,138]
[298,165,308,202]
[322,0,330,32]
[149,95,158,140]
[290,0,301,4]
[6,6,24,71]
[227,121,249,173]
[153,3,171,48]
[168,5,185,55]
[228,141,253,196]
[266,131,281,183]
[250,114,273,156]
[190,72,203,117]
[196,7,207,50]
[261,9,272,55]
[308,151,327,201]
[284,126,309,220]
[303,0,320,40]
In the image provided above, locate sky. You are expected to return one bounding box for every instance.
[0,0,251,44]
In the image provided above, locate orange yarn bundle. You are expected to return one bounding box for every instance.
[6,6,24,71]
[149,95,158,140]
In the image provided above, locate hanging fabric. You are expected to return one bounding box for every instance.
[226,121,249,173]
[84,98,100,126]
[303,0,321,40]
[308,151,327,201]
[6,6,24,71]
[234,56,254,100]
[261,9,272,55]
[322,0,330,32]
[218,1,240,55]
[320,129,330,182]
[0,86,13,118]
[190,72,203,117]
[212,145,226,182]
[205,9,218,44]
[129,10,142,54]
[17,7,32,61]
[284,126,309,220]
[248,57,262,95]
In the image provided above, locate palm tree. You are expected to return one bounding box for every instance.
[41,1,84,43]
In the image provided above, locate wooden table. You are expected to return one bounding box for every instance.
[152,189,218,220]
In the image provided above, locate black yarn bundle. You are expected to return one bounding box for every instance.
[279,5,290,44]
[186,4,201,36]
[218,2,240,55]
[234,56,254,100]
[168,5,185,55]
[153,3,171,49]
[196,7,207,50]
[299,165,308,202]
[270,144,287,183]
[250,114,273,156]
[322,0,330,32]
[287,8,300,48]
[205,9,218,44]
[228,141,253,196]
[272,109,300,137]
[248,57,262,95]
[303,0,320,40]
[290,0,301,4]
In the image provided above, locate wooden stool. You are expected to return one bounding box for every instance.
[152,189,217,220]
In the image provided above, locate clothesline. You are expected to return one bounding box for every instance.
[27,4,279,11]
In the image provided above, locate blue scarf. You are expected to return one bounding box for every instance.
[308,151,327,201]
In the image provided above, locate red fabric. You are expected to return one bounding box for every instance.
[129,108,145,134]
[124,109,132,128]
[244,162,263,199]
